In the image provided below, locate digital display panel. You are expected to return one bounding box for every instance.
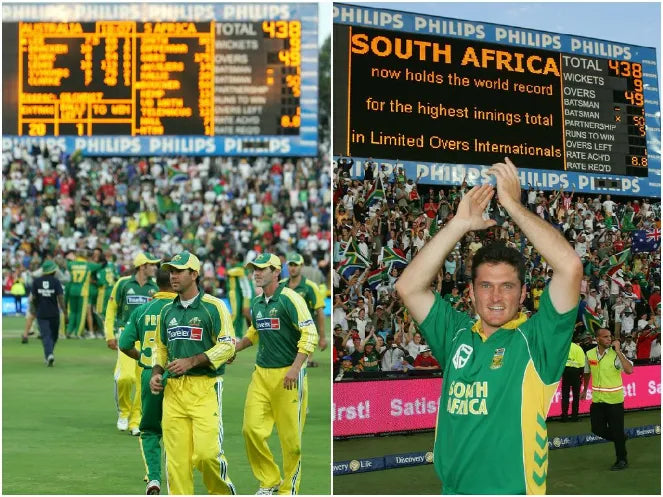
[337,24,648,177]
[332,4,660,196]
[2,3,318,156]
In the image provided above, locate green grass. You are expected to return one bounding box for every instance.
[3,316,331,495]
[333,406,661,494]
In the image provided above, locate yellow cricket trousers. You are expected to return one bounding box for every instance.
[114,343,142,429]
[163,375,235,495]
[242,365,308,495]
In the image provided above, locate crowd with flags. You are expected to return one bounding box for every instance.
[3,143,332,322]
[332,160,661,377]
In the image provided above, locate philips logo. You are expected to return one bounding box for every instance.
[256,317,280,330]
[168,326,203,341]
[127,295,151,305]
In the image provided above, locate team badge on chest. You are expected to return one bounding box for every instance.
[490,348,505,369]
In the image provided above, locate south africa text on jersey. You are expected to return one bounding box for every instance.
[447,380,488,415]
[256,317,281,330]
[168,326,203,341]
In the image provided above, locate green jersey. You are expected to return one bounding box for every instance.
[418,288,577,495]
[247,286,318,368]
[66,259,102,297]
[226,264,254,318]
[280,276,324,317]
[119,291,176,369]
[155,290,235,377]
[104,275,158,340]
[96,265,120,308]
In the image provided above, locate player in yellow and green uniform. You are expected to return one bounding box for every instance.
[226,254,254,338]
[66,249,102,337]
[96,254,120,327]
[281,252,327,366]
[119,266,176,495]
[149,251,237,495]
[105,252,160,435]
[396,159,583,494]
[233,253,318,495]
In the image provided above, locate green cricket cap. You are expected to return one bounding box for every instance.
[245,253,281,271]
[161,251,200,272]
[133,252,161,268]
[41,260,57,274]
[286,253,304,266]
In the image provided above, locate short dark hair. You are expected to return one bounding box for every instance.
[156,266,172,290]
[471,242,526,286]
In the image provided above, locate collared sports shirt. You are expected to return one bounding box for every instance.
[418,288,577,495]
[104,275,158,340]
[246,285,318,368]
[279,276,324,317]
[119,291,177,369]
[155,291,235,377]
[66,258,102,297]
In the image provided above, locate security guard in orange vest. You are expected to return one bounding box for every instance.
[581,328,633,471]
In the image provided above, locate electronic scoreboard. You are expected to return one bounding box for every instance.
[2,3,318,155]
[333,4,660,197]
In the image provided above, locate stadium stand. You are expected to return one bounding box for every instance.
[332,159,661,379]
[2,142,332,334]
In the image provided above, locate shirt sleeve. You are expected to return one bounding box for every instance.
[119,308,139,351]
[417,292,474,371]
[104,279,122,340]
[523,288,579,384]
[245,325,259,344]
[203,298,236,370]
[282,289,318,355]
[155,308,167,369]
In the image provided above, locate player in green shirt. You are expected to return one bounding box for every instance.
[119,266,176,495]
[149,251,236,495]
[226,253,254,338]
[396,158,582,495]
[281,252,328,366]
[233,253,318,494]
[105,252,160,435]
[65,249,103,337]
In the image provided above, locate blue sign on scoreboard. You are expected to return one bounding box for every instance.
[2,3,318,156]
[333,4,660,197]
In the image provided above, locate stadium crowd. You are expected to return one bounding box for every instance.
[332,159,661,379]
[2,142,332,336]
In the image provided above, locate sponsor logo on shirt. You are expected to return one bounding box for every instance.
[256,317,280,330]
[588,359,598,366]
[452,344,473,369]
[127,295,151,305]
[169,318,178,327]
[189,317,202,326]
[168,326,203,341]
[490,348,505,369]
[298,319,314,328]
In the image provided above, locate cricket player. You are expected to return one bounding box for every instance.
[226,253,254,338]
[66,249,102,337]
[396,158,582,494]
[119,266,176,495]
[234,253,318,495]
[149,251,236,495]
[281,252,328,365]
[95,253,120,334]
[105,252,160,434]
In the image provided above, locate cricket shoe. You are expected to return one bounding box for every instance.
[146,480,160,495]
[117,417,129,431]
[46,354,54,367]
[255,481,281,495]
[130,427,141,436]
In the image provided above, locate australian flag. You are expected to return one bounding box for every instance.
[631,228,661,253]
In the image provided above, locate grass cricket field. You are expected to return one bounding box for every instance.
[2,316,331,494]
[333,409,661,494]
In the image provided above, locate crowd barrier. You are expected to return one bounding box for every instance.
[333,424,662,475]
[333,365,661,437]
